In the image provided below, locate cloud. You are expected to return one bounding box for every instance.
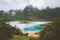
[0,0,9,5]
[0,0,60,11]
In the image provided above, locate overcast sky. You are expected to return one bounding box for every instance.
[0,0,60,11]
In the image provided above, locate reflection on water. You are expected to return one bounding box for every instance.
[8,21,50,33]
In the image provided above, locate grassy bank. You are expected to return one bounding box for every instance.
[9,35,30,40]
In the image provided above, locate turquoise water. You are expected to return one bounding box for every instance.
[24,25,43,31]
[8,21,50,33]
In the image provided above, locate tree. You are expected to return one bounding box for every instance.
[40,18,60,40]
[0,21,21,40]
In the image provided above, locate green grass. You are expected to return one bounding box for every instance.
[9,35,30,40]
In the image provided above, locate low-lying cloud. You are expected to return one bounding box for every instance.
[0,0,60,11]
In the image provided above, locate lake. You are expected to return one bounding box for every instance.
[7,21,50,33]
